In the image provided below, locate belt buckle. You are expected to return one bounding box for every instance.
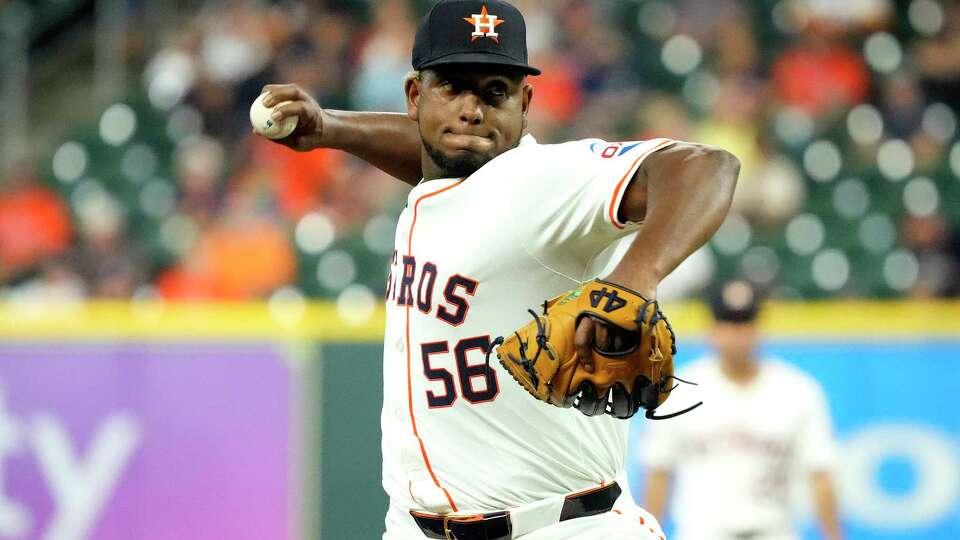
[442,515,457,540]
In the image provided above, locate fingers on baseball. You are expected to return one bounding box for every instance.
[260,84,308,107]
[574,317,595,373]
[271,101,305,125]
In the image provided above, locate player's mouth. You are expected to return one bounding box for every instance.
[441,129,495,153]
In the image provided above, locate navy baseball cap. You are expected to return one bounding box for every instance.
[708,280,762,323]
[412,0,541,76]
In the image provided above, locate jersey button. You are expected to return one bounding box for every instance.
[395,337,404,352]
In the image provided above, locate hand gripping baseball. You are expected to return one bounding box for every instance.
[254,84,325,151]
[492,280,703,420]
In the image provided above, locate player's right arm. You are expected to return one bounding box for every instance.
[642,468,672,522]
[258,84,423,186]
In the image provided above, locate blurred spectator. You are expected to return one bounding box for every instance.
[772,33,871,118]
[713,11,760,77]
[157,184,295,300]
[524,52,583,137]
[914,2,960,110]
[733,134,807,227]
[250,138,347,222]
[0,164,71,282]
[175,135,225,222]
[143,28,202,110]
[795,0,891,30]
[637,95,695,141]
[199,2,272,85]
[2,258,85,304]
[298,10,356,107]
[880,73,926,138]
[352,0,416,112]
[563,2,632,96]
[695,76,763,180]
[902,214,960,297]
[68,174,146,297]
[673,0,747,47]
[512,0,556,58]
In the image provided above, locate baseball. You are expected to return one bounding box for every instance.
[249,93,298,139]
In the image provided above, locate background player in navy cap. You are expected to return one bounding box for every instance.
[642,279,845,540]
[257,0,739,538]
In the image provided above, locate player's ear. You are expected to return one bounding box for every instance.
[521,82,533,130]
[405,71,423,121]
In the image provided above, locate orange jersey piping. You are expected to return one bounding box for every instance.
[405,179,465,512]
[607,139,675,229]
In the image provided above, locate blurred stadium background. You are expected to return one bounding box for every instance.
[0,0,958,539]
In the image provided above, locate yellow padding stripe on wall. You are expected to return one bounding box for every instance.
[0,300,957,341]
[0,302,386,341]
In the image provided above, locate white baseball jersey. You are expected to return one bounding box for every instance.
[380,135,676,516]
[642,356,837,540]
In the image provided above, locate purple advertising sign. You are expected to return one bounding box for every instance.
[0,342,292,540]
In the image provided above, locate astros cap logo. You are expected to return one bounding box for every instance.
[411,0,540,75]
[464,4,505,43]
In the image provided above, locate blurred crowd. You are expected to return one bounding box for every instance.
[2,0,960,304]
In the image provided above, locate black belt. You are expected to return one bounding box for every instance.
[410,482,621,540]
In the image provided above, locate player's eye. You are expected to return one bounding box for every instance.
[486,83,508,103]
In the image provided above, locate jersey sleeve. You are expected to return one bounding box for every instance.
[794,382,837,472]
[510,137,677,281]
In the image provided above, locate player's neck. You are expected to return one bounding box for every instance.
[719,357,760,386]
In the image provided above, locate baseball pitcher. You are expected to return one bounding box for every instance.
[258,1,740,538]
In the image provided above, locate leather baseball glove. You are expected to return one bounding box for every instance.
[492,280,701,420]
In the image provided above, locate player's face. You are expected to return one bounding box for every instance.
[406,64,533,179]
[710,321,760,365]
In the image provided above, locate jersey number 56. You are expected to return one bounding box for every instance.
[421,336,499,407]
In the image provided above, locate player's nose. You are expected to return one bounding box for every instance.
[457,93,484,125]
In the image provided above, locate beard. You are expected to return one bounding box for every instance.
[421,135,491,179]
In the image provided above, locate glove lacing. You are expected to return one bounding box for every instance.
[645,376,703,420]
[486,306,551,388]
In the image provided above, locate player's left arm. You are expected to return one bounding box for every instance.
[801,383,845,540]
[604,143,739,298]
[575,143,738,364]
[811,470,845,540]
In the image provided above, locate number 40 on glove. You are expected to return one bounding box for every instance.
[493,280,703,420]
